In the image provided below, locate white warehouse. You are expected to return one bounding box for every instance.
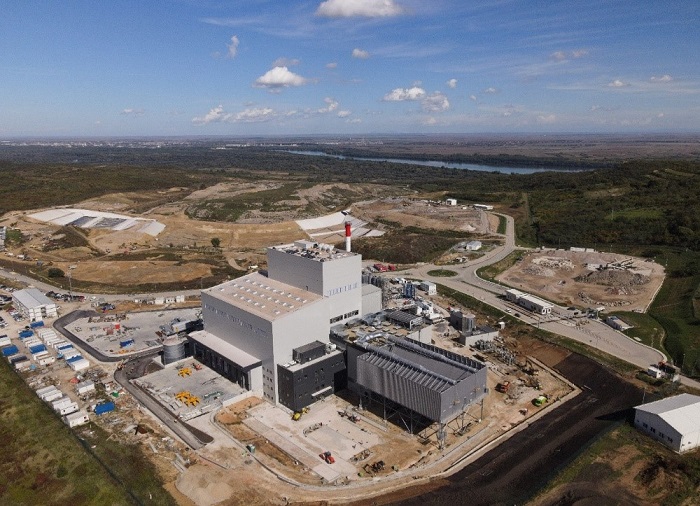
[12,288,58,322]
[506,289,553,315]
[634,394,700,453]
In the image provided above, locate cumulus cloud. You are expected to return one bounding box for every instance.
[254,66,308,90]
[192,105,277,125]
[326,62,338,69]
[422,92,450,112]
[192,105,228,125]
[446,78,457,89]
[233,107,276,122]
[469,94,477,102]
[316,0,404,18]
[352,48,370,59]
[650,74,673,82]
[571,49,588,58]
[608,79,629,88]
[551,49,588,61]
[226,35,240,59]
[423,117,437,126]
[317,97,339,113]
[272,57,300,67]
[120,108,144,116]
[383,86,426,101]
[337,110,352,118]
[483,87,498,94]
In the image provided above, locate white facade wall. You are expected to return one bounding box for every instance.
[634,410,684,452]
[201,290,329,404]
[266,248,362,325]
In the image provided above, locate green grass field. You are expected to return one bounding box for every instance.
[0,362,174,505]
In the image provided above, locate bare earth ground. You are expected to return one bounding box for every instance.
[352,198,487,234]
[497,249,665,311]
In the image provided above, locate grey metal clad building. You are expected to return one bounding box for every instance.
[634,393,700,453]
[346,333,487,430]
[267,241,362,325]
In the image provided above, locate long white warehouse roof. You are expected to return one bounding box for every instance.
[636,393,700,435]
[13,288,55,308]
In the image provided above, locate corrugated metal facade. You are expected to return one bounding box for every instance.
[349,336,487,424]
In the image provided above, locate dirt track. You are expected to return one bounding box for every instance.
[357,346,642,506]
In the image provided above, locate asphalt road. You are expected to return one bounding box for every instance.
[391,351,644,506]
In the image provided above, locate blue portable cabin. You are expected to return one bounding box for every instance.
[29,321,44,329]
[2,345,19,357]
[94,401,115,415]
[66,355,83,364]
[29,344,47,354]
[19,330,34,339]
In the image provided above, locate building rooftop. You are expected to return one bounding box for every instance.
[203,273,323,322]
[13,288,55,308]
[269,241,359,262]
[636,393,700,434]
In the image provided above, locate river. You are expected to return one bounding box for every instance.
[284,150,591,175]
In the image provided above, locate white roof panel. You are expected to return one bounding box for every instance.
[636,393,700,435]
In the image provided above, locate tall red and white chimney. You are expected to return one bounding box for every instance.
[345,221,352,252]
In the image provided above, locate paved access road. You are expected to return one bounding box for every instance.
[406,212,700,390]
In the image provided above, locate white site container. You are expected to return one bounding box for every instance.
[52,397,72,411]
[75,380,95,395]
[58,402,79,416]
[42,389,63,402]
[65,410,90,428]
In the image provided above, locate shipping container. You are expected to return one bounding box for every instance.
[38,356,56,366]
[65,410,90,428]
[119,339,135,348]
[0,337,11,347]
[69,359,90,372]
[32,351,50,361]
[36,385,58,397]
[29,321,44,329]
[23,338,42,348]
[42,389,63,402]
[52,397,72,411]
[94,401,115,415]
[66,355,83,364]
[19,330,34,338]
[59,402,79,416]
[76,380,95,395]
[15,359,31,371]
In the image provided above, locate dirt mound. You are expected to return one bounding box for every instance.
[575,268,649,287]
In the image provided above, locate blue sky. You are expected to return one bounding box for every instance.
[1,0,698,136]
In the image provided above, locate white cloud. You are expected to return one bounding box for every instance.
[650,74,673,82]
[192,105,278,125]
[608,79,629,88]
[317,97,339,113]
[550,51,567,61]
[233,107,276,122]
[483,87,498,94]
[571,49,589,58]
[120,108,144,116]
[469,94,477,102]
[423,117,437,126]
[326,62,338,69]
[352,48,370,59]
[537,114,556,124]
[446,78,457,89]
[346,118,362,123]
[422,92,450,112]
[316,0,404,18]
[226,35,240,59]
[383,86,426,101]
[254,66,308,90]
[192,105,228,125]
[272,57,300,67]
[337,110,352,118]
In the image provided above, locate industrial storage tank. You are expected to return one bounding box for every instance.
[162,336,187,365]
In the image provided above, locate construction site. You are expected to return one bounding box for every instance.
[497,249,666,311]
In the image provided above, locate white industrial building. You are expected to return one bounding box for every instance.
[190,240,364,408]
[419,281,437,295]
[634,394,700,453]
[605,315,632,331]
[12,288,58,322]
[506,289,553,315]
[465,240,482,251]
